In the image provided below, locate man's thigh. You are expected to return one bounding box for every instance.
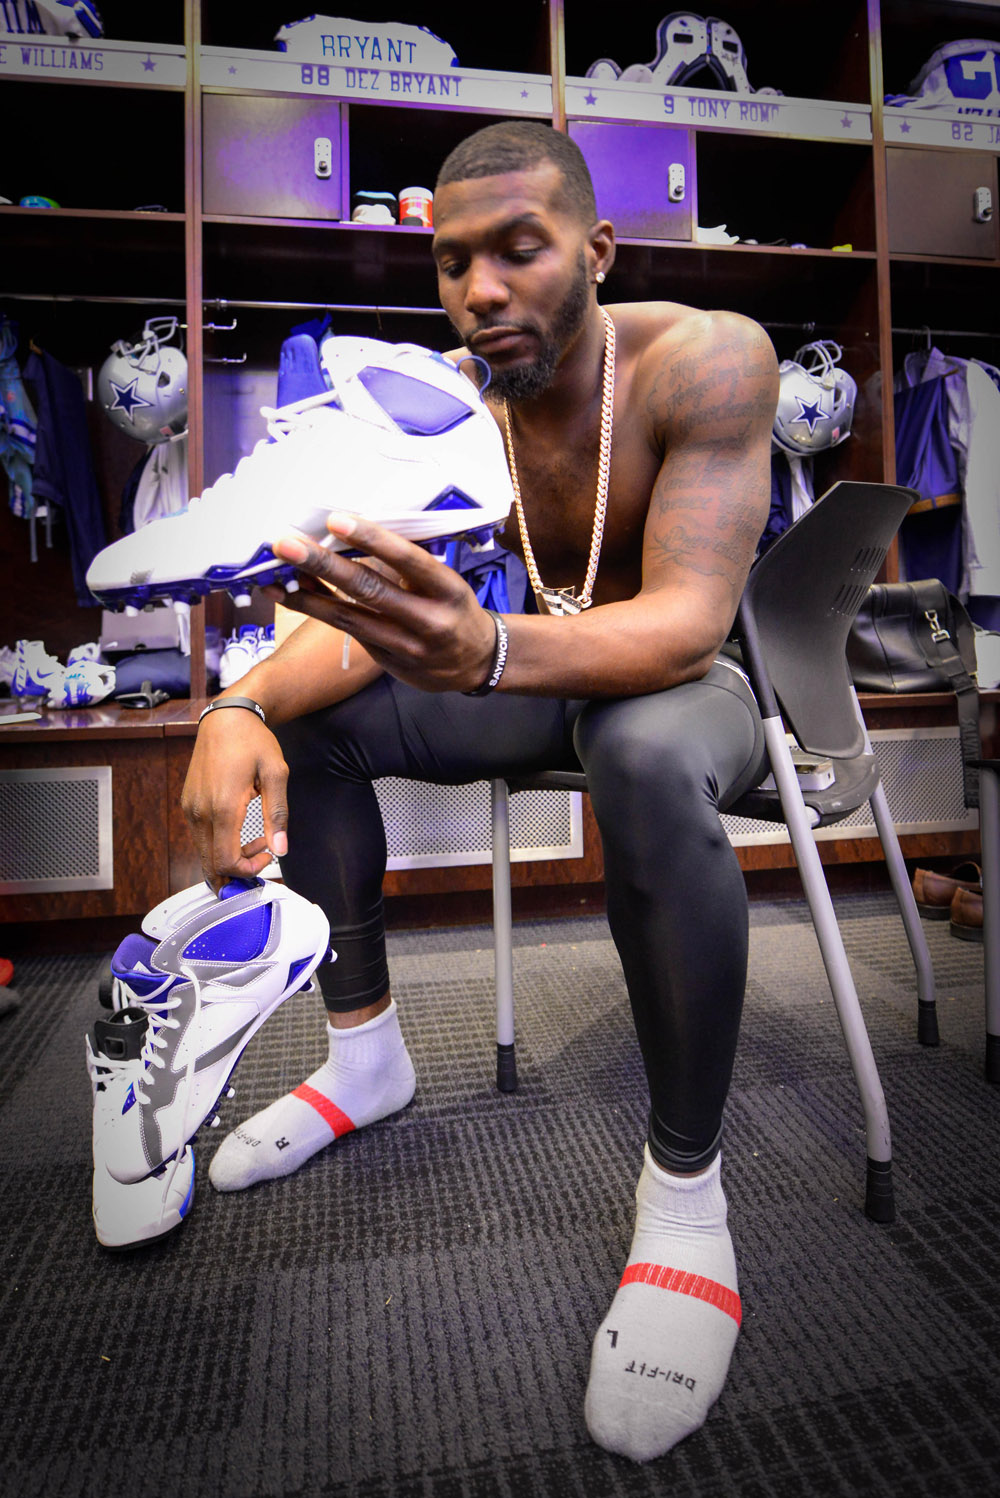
[304,674,583,785]
[573,660,766,813]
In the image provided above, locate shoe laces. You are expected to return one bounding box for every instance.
[131,969,188,1107]
[93,1007,190,1206]
[102,957,205,1200]
[132,959,227,1157]
[187,387,354,514]
[86,1029,140,1097]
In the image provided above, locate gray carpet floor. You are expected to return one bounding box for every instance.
[2,891,998,1497]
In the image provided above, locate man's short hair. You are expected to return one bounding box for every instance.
[436,120,597,225]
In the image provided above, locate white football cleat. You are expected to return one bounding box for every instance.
[86,1006,196,1249]
[97,877,332,1185]
[85,336,514,611]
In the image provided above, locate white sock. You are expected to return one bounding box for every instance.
[584,1148,741,1463]
[208,999,416,1192]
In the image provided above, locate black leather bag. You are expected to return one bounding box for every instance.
[847,579,980,806]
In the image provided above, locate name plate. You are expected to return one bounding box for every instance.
[885,107,1000,152]
[202,46,551,115]
[0,35,185,85]
[566,77,872,143]
[275,15,458,71]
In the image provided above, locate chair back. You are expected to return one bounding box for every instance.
[736,481,917,758]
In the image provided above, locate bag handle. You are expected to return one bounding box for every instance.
[913,594,980,808]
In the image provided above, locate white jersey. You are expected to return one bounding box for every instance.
[133,434,188,532]
[0,0,102,37]
[897,348,1000,601]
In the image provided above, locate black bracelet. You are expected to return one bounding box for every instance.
[198,696,267,726]
[463,610,509,697]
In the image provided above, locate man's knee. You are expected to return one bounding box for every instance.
[576,671,763,817]
[576,688,721,813]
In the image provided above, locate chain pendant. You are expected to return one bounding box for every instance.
[535,587,589,617]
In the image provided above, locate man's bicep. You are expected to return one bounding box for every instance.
[641,314,777,602]
[641,440,771,611]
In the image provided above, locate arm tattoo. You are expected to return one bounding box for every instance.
[642,316,777,595]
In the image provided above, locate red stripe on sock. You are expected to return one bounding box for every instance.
[619,1262,742,1326]
[292,1083,356,1138]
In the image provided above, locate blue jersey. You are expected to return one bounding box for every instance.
[0,316,36,516]
[25,346,108,605]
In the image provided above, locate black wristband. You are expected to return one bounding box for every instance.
[463,610,509,697]
[198,696,267,726]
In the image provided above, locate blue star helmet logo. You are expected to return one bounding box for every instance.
[793,395,825,433]
[109,377,154,422]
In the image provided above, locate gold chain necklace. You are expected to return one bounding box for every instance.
[502,308,615,617]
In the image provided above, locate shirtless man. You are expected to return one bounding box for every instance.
[182,120,777,1462]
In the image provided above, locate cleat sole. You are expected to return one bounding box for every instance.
[87,512,509,613]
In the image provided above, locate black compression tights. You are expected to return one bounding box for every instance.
[275,661,766,1173]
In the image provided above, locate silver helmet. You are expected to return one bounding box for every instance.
[772,340,857,456]
[98,317,188,445]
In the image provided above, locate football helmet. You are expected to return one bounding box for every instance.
[97,317,188,446]
[772,341,857,456]
[587,11,779,94]
[886,40,1000,115]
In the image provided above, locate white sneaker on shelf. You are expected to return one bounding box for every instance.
[218,624,260,688]
[96,877,332,1184]
[13,639,65,699]
[85,336,514,612]
[48,659,116,708]
[0,644,15,694]
[67,641,102,665]
[254,623,276,665]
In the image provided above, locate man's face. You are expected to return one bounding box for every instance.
[432,161,593,401]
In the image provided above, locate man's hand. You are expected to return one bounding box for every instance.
[262,514,500,693]
[181,709,290,890]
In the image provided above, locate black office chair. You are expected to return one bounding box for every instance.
[490,480,935,1224]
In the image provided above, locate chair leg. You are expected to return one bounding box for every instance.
[490,779,518,1093]
[979,766,1000,1084]
[762,717,894,1222]
[869,781,940,1046]
[853,689,939,1045]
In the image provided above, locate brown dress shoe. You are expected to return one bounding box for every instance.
[912,862,981,919]
[950,885,984,942]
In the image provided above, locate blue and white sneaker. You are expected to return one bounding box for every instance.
[67,641,102,666]
[13,639,65,699]
[97,877,332,1185]
[86,1006,196,1249]
[49,658,116,708]
[85,335,514,612]
[218,623,260,689]
[254,622,276,664]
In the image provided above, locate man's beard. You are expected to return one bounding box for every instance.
[461,252,591,403]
